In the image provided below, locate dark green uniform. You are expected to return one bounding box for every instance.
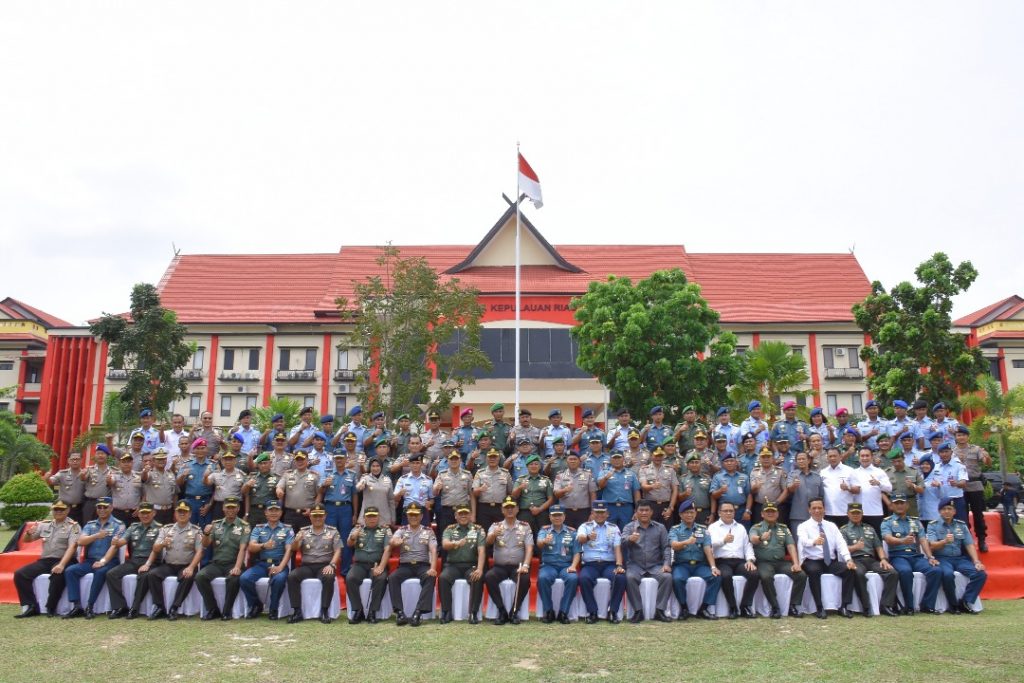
[194,516,250,617]
[515,474,554,536]
[885,467,924,517]
[345,524,392,617]
[678,472,712,525]
[840,521,899,614]
[488,421,512,455]
[676,422,709,453]
[749,520,805,613]
[439,523,485,616]
[105,520,161,612]
[245,471,280,525]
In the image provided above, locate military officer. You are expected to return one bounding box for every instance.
[536,505,580,624]
[581,435,611,476]
[576,501,626,624]
[336,405,369,455]
[105,501,161,619]
[175,438,214,528]
[387,502,438,626]
[749,501,805,618]
[345,507,393,624]
[434,450,475,549]
[276,451,320,533]
[509,408,542,454]
[641,406,674,453]
[638,447,678,525]
[240,500,294,619]
[881,495,942,614]
[736,432,761,477]
[856,400,891,452]
[141,449,176,524]
[623,430,649,470]
[473,448,513,530]
[678,453,713,525]
[62,496,125,618]
[438,504,486,623]
[194,496,249,621]
[710,453,751,524]
[206,451,245,521]
[952,426,992,552]
[512,454,554,537]
[622,499,673,623]
[420,410,450,463]
[394,453,434,525]
[485,497,534,625]
[597,451,640,530]
[553,452,597,529]
[289,406,319,452]
[452,408,478,462]
[543,436,570,479]
[840,502,899,617]
[885,450,925,518]
[926,497,987,614]
[739,401,771,451]
[685,430,719,477]
[669,499,721,620]
[80,444,113,524]
[660,438,684,476]
[141,501,203,620]
[540,409,573,457]
[606,407,634,453]
[285,504,341,624]
[13,501,80,618]
[49,452,86,525]
[571,408,604,458]
[486,403,512,455]
[711,407,742,456]
[321,451,358,573]
[772,401,810,453]
[504,434,534,482]
[242,453,280,526]
[674,405,708,454]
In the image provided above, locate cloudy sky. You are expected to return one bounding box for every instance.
[3,2,1021,325]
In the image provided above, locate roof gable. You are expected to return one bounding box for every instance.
[954,295,1024,327]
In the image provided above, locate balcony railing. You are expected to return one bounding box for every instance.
[333,369,355,381]
[174,369,205,380]
[218,371,260,382]
[824,367,865,379]
[276,370,317,381]
[107,369,128,380]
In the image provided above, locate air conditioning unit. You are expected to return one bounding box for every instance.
[337,384,350,394]
[237,387,245,393]
[835,348,846,356]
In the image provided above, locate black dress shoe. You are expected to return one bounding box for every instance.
[654,609,672,623]
[557,611,571,625]
[880,606,898,617]
[510,614,522,625]
[83,607,96,620]
[410,610,422,627]
[584,613,598,624]
[629,612,644,624]
[901,605,915,616]
[439,610,452,624]
[221,611,233,621]
[166,608,179,622]
[789,606,803,618]
[14,606,40,619]
[727,607,739,620]
[837,607,853,619]
[740,606,756,619]
[677,607,690,621]
[395,611,409,626]
[468,613,480,625]
[697,606,717,620]
[607,612,621,624]
[108,608,127,619]
[815,609,827,619]
[245,603,263,619]
[958,600,979,615]
[769,606,781,620]
[919,606,939,615]
[320,610,333,624]
[493,610,508,626]
[349,609,365,625]
[287,612,304,624]
[541,610,554,624]
[201,608,222,621]
[978,541,989,553]
[125,608,139,620]
[267,611,279,621]
[367,612,378,624]
[63,606,85,620]
[149,607,168,621]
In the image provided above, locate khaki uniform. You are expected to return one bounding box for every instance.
[51,469,86,523]
[146,522,203,611]
[388,525,437,615]
[289,525,342,612]
[750,465,786,522]
[474,467,513,530]
[13,518,81,612]
[279,469,320,532]
[111,471,143,521]
[485,520,534,616]
[555,468,597,529]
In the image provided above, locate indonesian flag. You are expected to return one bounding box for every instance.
[518,153,543,209]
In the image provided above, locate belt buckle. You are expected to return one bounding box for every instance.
[689,560,697,565]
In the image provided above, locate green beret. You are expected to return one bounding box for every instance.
[490,403,505,412]
[254,453,270,464]
[525,454,541,466]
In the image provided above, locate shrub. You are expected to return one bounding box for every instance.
[0,473,55,528]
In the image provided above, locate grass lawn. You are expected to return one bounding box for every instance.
[1,600,1022,683]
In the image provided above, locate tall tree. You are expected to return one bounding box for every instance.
[90,283,195,415]
[570,269,741,419]
[728,341,813,422]
[336,246,492,419]
[960,375,1024,480]
[852,253,987,410]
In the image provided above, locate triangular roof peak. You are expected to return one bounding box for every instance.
[445,197,582,274]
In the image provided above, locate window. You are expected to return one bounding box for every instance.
[220,395,232,417]
[223,349,235,371]
[852,393,863,415]
[279,348,290,371]
[304,349,317,371]
[193,348,205,370]
[1013,360,1024,369]
[823,346,859,369]
[457,328,590,380]
[826,394,838,415]
[189,394,202,418]
[248,349,260,371]
[791,346,804,357]
[335,395,348,418]
[245,395,258,410]
[25,366,41,383]
[989,358,1002,381]
[0,402,9,412]
[303,395,315,408]
[337,349,349,369]
[0,361,13,371]
[826,392,864,416]
[735,346,749,357]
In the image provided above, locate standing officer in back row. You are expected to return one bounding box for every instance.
[195,497,249,621]
[345,507,392,624]
[286,504,341,624]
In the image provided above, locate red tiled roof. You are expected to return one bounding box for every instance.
[684,252,872,323]
[954,295,1024,327]
[0,297,72,328]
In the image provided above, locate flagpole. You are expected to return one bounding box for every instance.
[514,142,522,418]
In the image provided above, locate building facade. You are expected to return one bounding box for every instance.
[955,295,1024,391]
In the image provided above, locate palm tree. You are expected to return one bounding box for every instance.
[0,412,54,484]
[728,341,814,423]
[960,374,1024,480]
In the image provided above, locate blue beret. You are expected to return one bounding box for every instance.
[372,411,384,420]
[616,407,630,417]
[929,431,943,441]
[548,504,565,515]
[747,400,761,412]
[230,432,244,443]
[238,409,252,419]
[581,408,594,418]
[843,426,859,436]
[938,497,955,509]
[270,413,285,422]
[649,406,663,416]
[96,496,113,505]
[677,499,695,514]
[299,406,313,416]
[716,406,730,417]
[320,414,334,424]
[893,400,908,409]
[918,455,934,467]
[938,443,952,452]
[591,501,608,512]
[96,444,111,455]
[312,431,327,441]
[139,409,152,418]
[741,432,756,441]
[810,407,823,417]
[549,409,561,418]
[349,405,363,416]
[900,432,915,440]
[932,402,946,412]
[865,400,878,409]
[956,425,970,435]
[721,452,736,461]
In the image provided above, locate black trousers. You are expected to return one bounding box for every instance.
[13,557,61,610]
[756,559,807,609]
[476,503,504,531]
[388,563,435,614]
[283,508,310,534]
[147,563,193,610]
[194,561,242,614]
[346,562,388,614]
[153,508,174,525]
[965,489,988,543]
[716,557,758,609]
[66,503,85,526]
[439,562,483,615]
[850,556,899,611]
[247,505,268,527]
[802,558,854,610]
[484,564,530,615]
[112,508,135,526]
[563,507,591,530]
[105,558,148,611]
[287,562,336,612]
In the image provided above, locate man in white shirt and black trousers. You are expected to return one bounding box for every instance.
[797,497,856,619]
[707,501,759,619]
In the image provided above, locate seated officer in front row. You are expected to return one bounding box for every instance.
[926,497,986,614]
[669,499,720,620]
[536,505,580,624]
[240,500,294,619]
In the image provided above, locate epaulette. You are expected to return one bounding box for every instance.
[540,524,553,531]
[445,523,458,531]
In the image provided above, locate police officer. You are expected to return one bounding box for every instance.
[321,451,358,573]
[107,453,142,526]
[434,450,474,549]
[668,499,721,620]
[881,495,942,614]
[553,452,596,529]
[142,500,203,620]
[474,448,513,530]
[952,426,992,552]
[622,499,673,623]
[748,500,805,618]
[484,497,534,625]
[841,502,899,617]
[62,496,125,618]
[142,448,176,524]
[286,504,341,624]
[597,451,640,530]
[49,452,86,525]
[195,496,249,621]
[438,504,486,624]
[106,501,161,619]
[513,454,554,537]
[576,501,627,624]
[81,445,113,524]
[276,451,320,533]
[269,432,294,476]
[750,446,788,524]
[13,501,80,618]
[536,505,580,624]
[345,507,392,624]
[206,451,245,521]
[678,453,712,525]
[387,502,438,626]
[639,447,679,526]
[241,500,294,620]
[926,497,987,614]
[509,408,542,454]
[176,438,214,528]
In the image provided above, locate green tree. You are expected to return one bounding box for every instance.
[960,375,1024,479]
[852,253,987,410]
[336,246,492,420]
[249,396,316,434]
[570,269,741,419]
[90,283,195,415]
[0,412,54,485]
[71,392,142,451]
[728,341,813,422]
